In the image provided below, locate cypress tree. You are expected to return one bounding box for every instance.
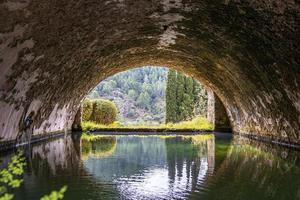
[193,79,200,103]
[166,70,207,123]
[185,77,194,96]
[176,73,185,122]
[166,69,178,123]
[179,93,194,120]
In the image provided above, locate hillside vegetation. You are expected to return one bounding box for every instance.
[88,67,167,124]
[88,66,208,125]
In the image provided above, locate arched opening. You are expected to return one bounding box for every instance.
[0,0,298,148]
[72,66,231,132]
[0,47,298,144]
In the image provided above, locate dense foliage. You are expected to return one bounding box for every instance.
[88,67,167,124]
[0,151,25,200]
[166,70,207,123]
[82,99,93,121]
[88,66,207,125]
[0,151,67,200]
[91,99,118,125]
[83,99,118,125]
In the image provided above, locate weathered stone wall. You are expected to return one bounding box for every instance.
[72,105,82,131]
[0,0,299,144]
[207,89,231,132]
[214,95,232,132]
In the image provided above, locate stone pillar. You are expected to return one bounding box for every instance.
[207,89,231,132]
[72,105,82,131]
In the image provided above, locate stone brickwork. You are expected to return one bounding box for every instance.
[207,89,231,132]
[72,105,82,131]
[214,95,232,132]
[0,0,299,144]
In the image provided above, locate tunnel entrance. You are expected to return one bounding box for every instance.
[0,0,299,146]
[72,66,231,132]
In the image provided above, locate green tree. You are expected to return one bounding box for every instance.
[181,77,195,119]
[137,91,151,109]
[127,89,137,100]
[166,70,207,123]
[176,73,185,121]
[179,94,194,120]
[88,91,100,99]
[102,80,117,93]
[166,70,177,123]
[185,77,194,97]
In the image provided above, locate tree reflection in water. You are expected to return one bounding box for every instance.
[188,136,300,200]
[81,135,117,160]
[11,134,120,200]
[1,133,300,200]
[82,134,215,199]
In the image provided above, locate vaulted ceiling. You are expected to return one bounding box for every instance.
[0,0,299,143]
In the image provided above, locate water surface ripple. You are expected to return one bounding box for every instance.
[1,133,299,200]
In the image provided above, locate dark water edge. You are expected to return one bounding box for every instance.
[1,132,300,200]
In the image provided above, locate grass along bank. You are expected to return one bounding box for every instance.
[81,116,213,132]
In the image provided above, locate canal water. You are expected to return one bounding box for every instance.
[1,133,300,200]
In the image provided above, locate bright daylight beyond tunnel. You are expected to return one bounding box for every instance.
[81,66,213,131]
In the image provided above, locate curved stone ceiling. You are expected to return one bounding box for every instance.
[0,0,299,143]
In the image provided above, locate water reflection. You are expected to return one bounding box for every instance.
[30,135,81,175]
[164,135,215,198]
[81,135,215,199]
[81,136,117,160]
[1,133,300,200]
[189,136,300,200]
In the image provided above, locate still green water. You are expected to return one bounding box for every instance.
[1,133,300,200]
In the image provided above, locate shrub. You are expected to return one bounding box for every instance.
[90,99,118,125]
[82,99,93,121]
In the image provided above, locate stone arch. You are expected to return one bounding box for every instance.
[71,65,233,132]
[0,0,299,144]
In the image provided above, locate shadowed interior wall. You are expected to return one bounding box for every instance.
[214,95,232,132]
[72,105,82,131]
[207,90,231,132]
[0,0,299,143]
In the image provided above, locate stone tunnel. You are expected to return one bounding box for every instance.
[0,0,299,145]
